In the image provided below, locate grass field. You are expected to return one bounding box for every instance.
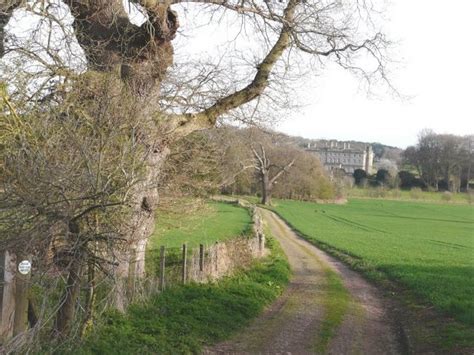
[150,200,252,249]
[272,199,474,326]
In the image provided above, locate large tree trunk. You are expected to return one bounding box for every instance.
[0,2,21,58]
[444,166,449,191]
[53,220,84,337]
[54,252,83,337]
[253,145,295,206]
[261,173,272,205]
[467,164,471,192]
[64,1,178,309]
[114,146,170,309]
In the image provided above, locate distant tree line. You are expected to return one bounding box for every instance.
[352,130,473,192]
[402,130,473,192]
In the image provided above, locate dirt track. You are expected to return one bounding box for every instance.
[206,208,404,354]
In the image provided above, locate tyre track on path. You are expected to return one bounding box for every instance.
[206,208,403,354]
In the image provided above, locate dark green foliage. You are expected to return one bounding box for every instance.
[375,169,390,185]
[398,170,427,189]
[353,169,367,186]
[398,170,416,189]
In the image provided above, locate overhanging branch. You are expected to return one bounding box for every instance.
[270,158,295,184]
[167,0,300,137]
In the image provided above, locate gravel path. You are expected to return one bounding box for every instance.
[206,208,403,354]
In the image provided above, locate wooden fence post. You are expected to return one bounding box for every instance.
[13,253,31,336]
[199,244,204,272]
[182,244,187,284]
[159,246,165,291]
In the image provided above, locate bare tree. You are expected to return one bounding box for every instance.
[252,144,295,205]
[1,0,392,343]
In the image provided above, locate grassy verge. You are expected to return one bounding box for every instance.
[269,199,474,351]
[315,267,351,353]
[76,233,290,354]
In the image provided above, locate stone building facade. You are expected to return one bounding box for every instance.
[306,141,374,174]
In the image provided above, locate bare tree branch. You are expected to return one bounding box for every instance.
[270,158,295,184]
[168,0,299,136]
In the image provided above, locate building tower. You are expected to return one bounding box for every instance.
[364,145,374,173]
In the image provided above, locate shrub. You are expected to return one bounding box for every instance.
[410,187,423,199]
[367,187,387,198]
[353,169,367,186]
[441,191,453,202]
[467,192,474,205]
[390,189,402,199]
[398,170,415,189]
[375,169,391,186]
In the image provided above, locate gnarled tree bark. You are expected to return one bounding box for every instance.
[63,0,178,309]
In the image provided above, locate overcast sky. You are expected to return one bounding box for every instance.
[277,1,474,148]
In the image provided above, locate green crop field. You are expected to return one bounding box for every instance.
[272,199,474,326]
[150,200,252,249]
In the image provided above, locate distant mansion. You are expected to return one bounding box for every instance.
[306,140,374,174]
